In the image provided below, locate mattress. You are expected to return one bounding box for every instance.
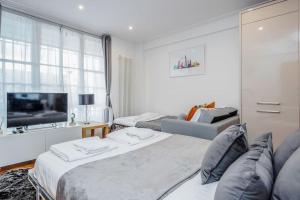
[32,128,218,200]
[113,112,166,127]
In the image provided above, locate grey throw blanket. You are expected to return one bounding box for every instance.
[135,116,177,131]
[56,135,210,200]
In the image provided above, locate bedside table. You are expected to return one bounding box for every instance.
[81,123,110,138]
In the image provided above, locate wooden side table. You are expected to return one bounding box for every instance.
[81,123,110,138]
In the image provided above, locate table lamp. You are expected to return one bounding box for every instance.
[79,94,94,124]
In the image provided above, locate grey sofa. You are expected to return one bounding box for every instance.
[161,115,240,140]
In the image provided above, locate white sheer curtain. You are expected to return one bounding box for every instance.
[118,55,132,117]
[0,10,105,129]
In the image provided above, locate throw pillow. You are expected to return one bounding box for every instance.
[190,108,202,122]
[198,107,238,124]
[202,101,215,108]
[223,107,238,117]
[201,124,248,184]
[185,106,198,121]
[272,147,300,200]
[273,129,300,177]
[214,132,274,200]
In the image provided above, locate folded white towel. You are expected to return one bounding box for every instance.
[50,139,118,162]
[73,137,110,154]
[75,146,110,154]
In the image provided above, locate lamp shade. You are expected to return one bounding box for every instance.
[79,94,94,105]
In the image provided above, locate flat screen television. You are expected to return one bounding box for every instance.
[7,93,68,128]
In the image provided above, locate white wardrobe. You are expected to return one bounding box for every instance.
[241,0,300,148]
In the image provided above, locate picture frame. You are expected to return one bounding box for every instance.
[169,45,205,77]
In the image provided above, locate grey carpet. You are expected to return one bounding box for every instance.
[0,169,35,200]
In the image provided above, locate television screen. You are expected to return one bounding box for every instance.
[7,93,68,128]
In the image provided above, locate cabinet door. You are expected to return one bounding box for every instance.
[242,12,299,148]
[0,132,45,167]
[45,126,81,150]
[242,0,298,25]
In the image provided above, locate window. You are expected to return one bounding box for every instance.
[0,10,105,127]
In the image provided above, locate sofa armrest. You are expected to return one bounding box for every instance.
[161,115,240,140]
[211,116,240,133]
[161,119,218,140]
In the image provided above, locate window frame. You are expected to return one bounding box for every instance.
[0,10,105,126]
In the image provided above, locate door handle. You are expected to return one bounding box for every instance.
[257,102,281,105]
[257,109,280,114]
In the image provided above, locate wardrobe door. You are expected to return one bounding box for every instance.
[242,12,299,148]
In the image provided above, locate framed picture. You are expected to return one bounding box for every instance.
[169,45,205,77]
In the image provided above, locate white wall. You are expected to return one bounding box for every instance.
[111,37,144,117]
[138,14,241,115]
[130,44,146,115]
[111,13,242,117]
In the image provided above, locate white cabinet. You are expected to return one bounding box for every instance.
[45,126,82,150]
[242,0,298,24]
[0,126,81,167]
[241,0,300,148]
[0,131,45,167]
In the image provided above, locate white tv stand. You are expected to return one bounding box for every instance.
[0,125,81,167]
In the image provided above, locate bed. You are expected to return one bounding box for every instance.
[112,113,177,131]
[30,127,218,200]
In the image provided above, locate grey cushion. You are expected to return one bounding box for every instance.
[272,147,300,200]
[198,107,238,124]
[223,107,238,117]
[215,132,274,200]
[200,124,248,184]
[273,129,300,177]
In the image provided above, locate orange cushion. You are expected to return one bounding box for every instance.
[198,102,215,108]
[185,106,198,121]
[205,102,215,108]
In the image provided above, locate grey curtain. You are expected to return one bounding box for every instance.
[102,35,113,123]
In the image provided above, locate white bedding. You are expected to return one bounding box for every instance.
[50,137,118,162]
[32,128,218,200]
[107,127,157,145]
[113,112,166,127]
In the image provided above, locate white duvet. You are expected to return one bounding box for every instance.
[107,127,157,145]
[32,128,218,200]
[113,112,166,127]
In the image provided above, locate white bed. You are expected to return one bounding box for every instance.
[113,112,166,127]
[32,128,218,200]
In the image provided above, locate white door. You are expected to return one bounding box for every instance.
[242,12,299,148]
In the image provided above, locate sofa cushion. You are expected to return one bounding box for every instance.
[189,108,201,122]
[223,107,238,117]
[273,129,300,177]
[200,124,248,184]
[185,106,198,121]
[202,101,215,108]
[272,147,300,200]
[215,132,274,200]
[185,102,216,121]
[198,108,227,123]
[198,107,238,124]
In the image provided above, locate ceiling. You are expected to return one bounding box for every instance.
[2,0,267,42]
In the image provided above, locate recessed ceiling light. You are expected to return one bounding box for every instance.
[258,26,264,31]
[128,26,133,30]
[78,4,84,10]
